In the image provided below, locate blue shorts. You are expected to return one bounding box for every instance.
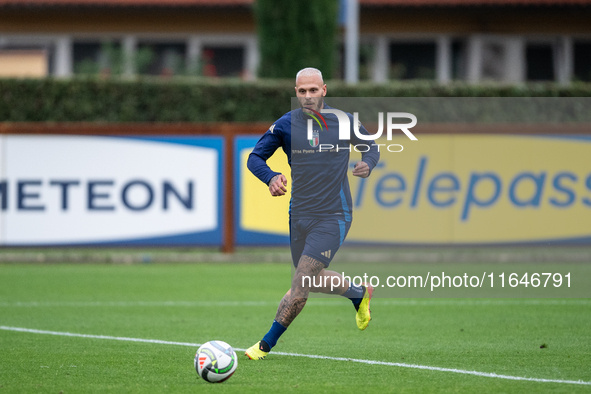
[290,218,351,268]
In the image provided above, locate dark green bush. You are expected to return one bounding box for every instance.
[1,77,590,122]
[255,0,339,80]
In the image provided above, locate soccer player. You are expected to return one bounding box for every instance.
[245,67,380,360]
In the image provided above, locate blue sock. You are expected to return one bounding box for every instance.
[261,320,287,351]
[342,283,364,309]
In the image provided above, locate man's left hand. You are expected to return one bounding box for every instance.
[352,161,371,178]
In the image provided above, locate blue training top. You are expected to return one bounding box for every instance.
[247,104,380,221]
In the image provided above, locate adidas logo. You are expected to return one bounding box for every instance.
[321,250,331,258]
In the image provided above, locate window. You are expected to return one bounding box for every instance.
[137,42,186,76]
[0,49,48,77]
[74,42,101,74]
[389,43,436,80]
[451,39,467,80]
[574,41,591,82]
[73,42,123,75]
[333,42,374,81]
[526,43,554,81]
[201,46,244,77]
[1,43,52,75]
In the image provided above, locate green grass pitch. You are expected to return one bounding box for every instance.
[0,250,590,393]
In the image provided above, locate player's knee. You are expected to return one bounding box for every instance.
[292,255,325,293]
[295,272,313,291]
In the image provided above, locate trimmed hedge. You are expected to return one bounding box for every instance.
[1,77,591,122]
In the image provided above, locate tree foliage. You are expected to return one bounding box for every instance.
[255,0,339,80]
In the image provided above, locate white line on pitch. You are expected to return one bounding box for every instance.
[0,299,589,308]
[0,301,275,307]
[0,325,589,386]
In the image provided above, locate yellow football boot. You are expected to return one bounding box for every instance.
[245,341,269,360]
[356,284,374,330]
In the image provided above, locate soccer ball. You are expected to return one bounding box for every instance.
[194,340,238,383]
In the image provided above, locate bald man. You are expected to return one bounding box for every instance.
[245,67,380,360]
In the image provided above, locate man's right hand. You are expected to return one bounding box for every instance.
[268,174,288,196]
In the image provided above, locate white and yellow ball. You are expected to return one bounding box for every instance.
[194,340,238,383]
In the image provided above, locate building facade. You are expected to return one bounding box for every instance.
[0,0,590,83]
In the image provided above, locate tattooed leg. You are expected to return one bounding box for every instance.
[309,270,350,295]
[274,255,325,328]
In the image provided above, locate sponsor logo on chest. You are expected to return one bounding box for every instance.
[309,130,319,147]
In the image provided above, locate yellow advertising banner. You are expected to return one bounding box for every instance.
[238,134,591,244]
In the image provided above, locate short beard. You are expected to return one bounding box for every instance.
[299,97,324,114]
